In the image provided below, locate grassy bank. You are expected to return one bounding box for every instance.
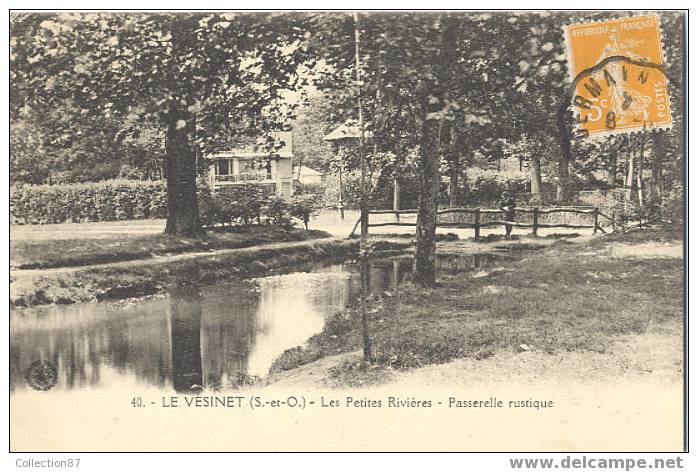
[10,238,409,307]
[11,226,331,270]
[270,228,684,386]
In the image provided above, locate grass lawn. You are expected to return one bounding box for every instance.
[270,228,684,386]
[10,225,331,270]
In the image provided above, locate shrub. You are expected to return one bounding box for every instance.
[659,187,684,226]
[212,184,272,225]
[294,182,326,202]
[323,170,383,209]
[196,177,218,227]
[288,193,323,228]
[462,168,531,206]
[10,179,219,226]
[263,197,294,228]
[10,180,169,224]
[205,184,316,230]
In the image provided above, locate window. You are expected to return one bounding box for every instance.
[239,160,254,174]
[216,159,231,175]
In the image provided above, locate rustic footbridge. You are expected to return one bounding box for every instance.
[351,206,610,239]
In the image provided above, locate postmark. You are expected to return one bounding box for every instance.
[564,14,672,137]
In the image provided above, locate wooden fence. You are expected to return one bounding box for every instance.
[353,206,608,239]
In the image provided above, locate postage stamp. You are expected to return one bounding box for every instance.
[564,14,673,137]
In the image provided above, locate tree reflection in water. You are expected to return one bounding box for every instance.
[360,254,372,362]
[169,284,204,393]
[10,253,509,394]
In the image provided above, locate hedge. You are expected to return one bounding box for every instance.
[10,179,320,229]
[10,180,171,224]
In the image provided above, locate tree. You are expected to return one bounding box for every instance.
[479,13,571,201]
[10,102,126,185]
[292,89,337,175]
[11,12,310,236]
[311,12,500,286]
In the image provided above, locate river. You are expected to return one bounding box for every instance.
[10,252,507,394]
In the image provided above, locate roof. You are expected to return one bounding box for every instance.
[323,124,373,142]
[208,131,293,159]
[294,165,324,176]
[209,150,293,159]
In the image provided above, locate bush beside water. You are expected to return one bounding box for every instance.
[10,179,320,229]
[11,180,169,224]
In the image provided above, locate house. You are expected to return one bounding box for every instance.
[322,123,373,142]
[293,165,325,185]
[207,131,294,198]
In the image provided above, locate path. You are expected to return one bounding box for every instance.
[251,330,683,451]
[10,219,167,241]
[11,209,597,241]
[11,237,350,279]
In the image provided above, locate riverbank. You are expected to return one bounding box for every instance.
[10,235,409,307]
[11,226,331,270]
[270,227,684,387]
[250,326,683,451]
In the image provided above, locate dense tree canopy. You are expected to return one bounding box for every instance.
[10,11,685,281]
[11,12,312,235]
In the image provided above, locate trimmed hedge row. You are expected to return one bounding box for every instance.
[10,179,321,229]
[11,180,169,224]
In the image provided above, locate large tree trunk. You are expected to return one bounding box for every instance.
[164,102,205,238]
[448,126,460,208]
[636,134,646,208]
[650,132,665,203]
[607,146,618,188]
[624,138,635,212]
[393,178,401,212]
[414,13,456,287]
[392,102,403,216]
[556,98,572,202]
[414,117,441,288]
[530,155,542,197]
[556,152,570,202]
[448,163,459,208]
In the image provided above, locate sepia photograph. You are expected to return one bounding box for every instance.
[7,6,687,455]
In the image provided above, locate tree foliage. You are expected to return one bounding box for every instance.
[10,11,685,247]
[11,12,312,236]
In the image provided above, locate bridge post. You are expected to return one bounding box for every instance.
[474,208,481,241]
[593,207,599,234]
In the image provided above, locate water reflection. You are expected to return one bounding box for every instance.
[10,252,509,394]
[170,285,204,392]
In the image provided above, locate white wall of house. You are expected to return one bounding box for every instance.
[208,156,294,198]
[206,131,295,198]
[275,158,293,197]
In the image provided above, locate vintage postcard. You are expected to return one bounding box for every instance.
[7,9,687,456]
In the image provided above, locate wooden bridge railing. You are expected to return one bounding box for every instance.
[351,206,609,239]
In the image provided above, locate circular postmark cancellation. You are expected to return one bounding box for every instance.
[25,360,58,391]
[563,14,672,138]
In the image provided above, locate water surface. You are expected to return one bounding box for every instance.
[10,253,507,394]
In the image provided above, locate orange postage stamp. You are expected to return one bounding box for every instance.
[564,14,672,137]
